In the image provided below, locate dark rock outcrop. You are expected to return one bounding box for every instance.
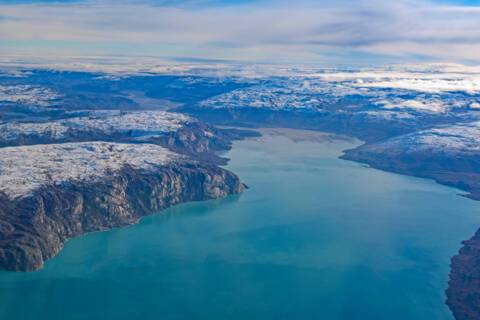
[0,162,244,272]
[146,122,260,165]
[447,229,480,320]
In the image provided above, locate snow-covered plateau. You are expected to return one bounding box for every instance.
[0,111,191,142]
[199,76,480,116]
[0,142,178,199]
[360,121,480,155]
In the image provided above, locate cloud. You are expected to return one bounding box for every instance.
[0,0,480,63]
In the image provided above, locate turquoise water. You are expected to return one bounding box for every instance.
[1,132,480,320]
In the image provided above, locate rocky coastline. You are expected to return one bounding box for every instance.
[0,161,245,272]
[446,229,480,320]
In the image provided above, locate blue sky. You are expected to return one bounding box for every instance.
[1,0,480,64]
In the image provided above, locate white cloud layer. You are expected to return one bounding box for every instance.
[1,0,480,63]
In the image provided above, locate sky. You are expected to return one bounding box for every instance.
[1,0,480,65]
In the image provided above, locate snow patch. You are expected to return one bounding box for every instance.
[0,85,61,107]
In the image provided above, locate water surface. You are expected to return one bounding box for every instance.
[1,131,480,320]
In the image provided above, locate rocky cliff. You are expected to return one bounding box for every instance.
[0,162,244,271]
[447,229,480,320]
[148,121,260,165]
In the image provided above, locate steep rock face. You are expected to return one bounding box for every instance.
[154,122,260,164]
[0,162,244,271]
[447,230,480,320]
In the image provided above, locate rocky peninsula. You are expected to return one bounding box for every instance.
[0,142,245,271]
